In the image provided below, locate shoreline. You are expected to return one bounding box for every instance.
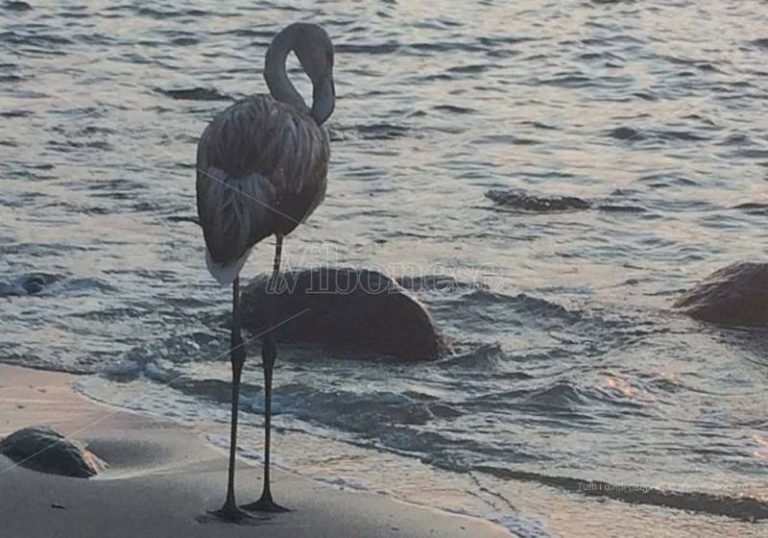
[0,363,514,538]
[3,363,766,538]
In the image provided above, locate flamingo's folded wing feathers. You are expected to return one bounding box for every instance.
[195,95,329,269]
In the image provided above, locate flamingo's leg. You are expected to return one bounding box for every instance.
[211,277,252,522]
[242,235,289,513]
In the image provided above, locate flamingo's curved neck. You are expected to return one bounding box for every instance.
[264,30,308,113]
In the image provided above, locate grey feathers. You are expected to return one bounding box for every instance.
[196,95,329,267]
[195,23,335,284]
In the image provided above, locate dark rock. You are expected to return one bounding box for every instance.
[21,273,61,295]
[608,126,643,141]
[0,426,105,478]
[167,215,202,226]
[157,87,232,101]
[596,204,647,213]
[241,268,448,361]
[674,262,768,326]
[0,272,62,297]
[486,190,591,212]
[4,1,32,11]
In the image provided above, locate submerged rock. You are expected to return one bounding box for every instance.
[0,272,62,297]
[486,189,648,214]
[0,426,105,478]
[486,189,591,212]
[607,126,643,141]
[157,87,232,101]
[241,268,448,361]
[674,262,768,326]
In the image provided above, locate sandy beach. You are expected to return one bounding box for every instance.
[2,3,767,537]
[0,364,513,538]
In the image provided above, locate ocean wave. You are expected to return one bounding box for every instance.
[458,289,583,322]
[397,274,487,293]
[475,466,768,521]
[733,202,768,216]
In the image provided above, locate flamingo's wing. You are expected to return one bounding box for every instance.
[196,95,329,274]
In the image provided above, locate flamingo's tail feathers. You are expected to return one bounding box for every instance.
[197,167,276,285]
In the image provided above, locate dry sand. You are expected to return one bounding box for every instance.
[0,364,513,538]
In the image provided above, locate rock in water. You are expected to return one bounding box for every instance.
[674,262,768,326]
[486,189,591,211]
[0,272,62,297]
[0,426,105,478]
[241,268,448,361]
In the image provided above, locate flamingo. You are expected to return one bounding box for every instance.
[195,22,334,520]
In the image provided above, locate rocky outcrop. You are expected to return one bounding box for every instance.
[674,262,768,326]
[241,268,448,361]
[0,426,105,478]
[486,189,591,211]
[0,273,62,296]
[485,189,647,213]
[157,87,232,101]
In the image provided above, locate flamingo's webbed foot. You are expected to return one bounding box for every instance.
[241,494,290,513]
[209,502,253,523]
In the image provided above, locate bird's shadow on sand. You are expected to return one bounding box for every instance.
[194,511,277,526]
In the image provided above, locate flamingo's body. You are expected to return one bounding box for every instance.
[195,22,335,519]
[197,95,330,285]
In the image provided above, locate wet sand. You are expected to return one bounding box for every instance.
[0,364,513,538]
